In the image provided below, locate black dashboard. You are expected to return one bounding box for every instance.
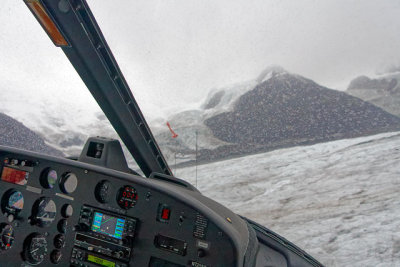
[0,145,254,267]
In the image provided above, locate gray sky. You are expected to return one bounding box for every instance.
[1,0,400,119]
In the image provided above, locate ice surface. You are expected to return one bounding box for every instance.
[175,132,400,267]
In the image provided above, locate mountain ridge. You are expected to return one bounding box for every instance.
[155,66,400,164]
[2,65,400,167]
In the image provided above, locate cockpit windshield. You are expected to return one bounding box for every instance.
[1,1,400,265]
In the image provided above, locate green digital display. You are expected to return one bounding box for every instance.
[87,254,115,267]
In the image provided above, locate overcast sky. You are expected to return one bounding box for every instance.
[89,0,400,113]
[1,0,400,120]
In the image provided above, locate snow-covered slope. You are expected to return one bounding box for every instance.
[175,132,400,267]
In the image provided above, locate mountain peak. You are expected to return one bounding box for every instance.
[256,65,287,83]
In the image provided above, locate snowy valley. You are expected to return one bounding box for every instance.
[175,132,400,267]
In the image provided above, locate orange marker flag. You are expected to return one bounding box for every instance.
[166,122,178,138]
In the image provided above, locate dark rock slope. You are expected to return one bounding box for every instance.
[201,72,400,160]
[0,112,63,157]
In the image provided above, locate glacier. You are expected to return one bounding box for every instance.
[175,131,400,267]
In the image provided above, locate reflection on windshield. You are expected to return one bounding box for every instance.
[1,0,400,265]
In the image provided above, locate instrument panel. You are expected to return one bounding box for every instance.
[0,146,253,267]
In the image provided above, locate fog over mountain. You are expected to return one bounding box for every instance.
[347,69,400,116]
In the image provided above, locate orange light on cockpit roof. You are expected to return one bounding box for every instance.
[24,0,69,47]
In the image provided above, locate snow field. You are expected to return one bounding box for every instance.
[175,132,400,266]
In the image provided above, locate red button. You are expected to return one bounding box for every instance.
[161,208,170,220]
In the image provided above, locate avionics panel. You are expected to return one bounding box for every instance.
[91,211,125,239]
[0,146,250,266]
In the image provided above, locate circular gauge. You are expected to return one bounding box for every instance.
[53,234,65,249]
[61,204,73,218]
[50,249,62,264]
[0,223,14,250]
[116,185,138,210]
[95,180,112,203]
[2,189,24,215]
[24,233,48,265]
[32,198,57,227]
[40,168,58,189]
[57,219,68,233]
[60,172,78,194]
